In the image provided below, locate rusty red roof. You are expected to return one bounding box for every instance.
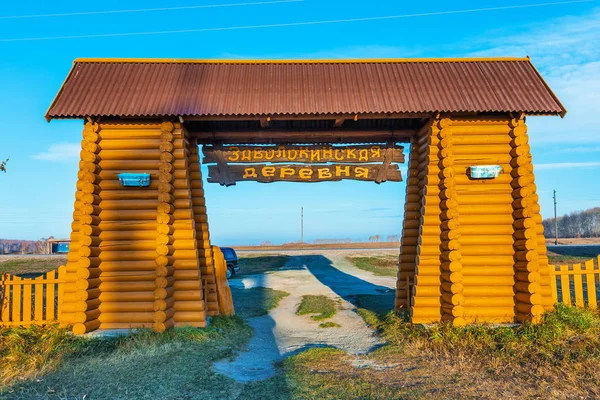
[46,58,566,121]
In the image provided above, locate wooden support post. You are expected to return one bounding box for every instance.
[400,115,553,325]
[60,120,213,333]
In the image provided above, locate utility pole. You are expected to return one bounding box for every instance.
[553,190,558,245]
[301,207,304,243]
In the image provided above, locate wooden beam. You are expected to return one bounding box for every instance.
[190,129,416,144]
[183,112,431,121]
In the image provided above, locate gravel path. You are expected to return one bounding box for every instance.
[213,250,397,382]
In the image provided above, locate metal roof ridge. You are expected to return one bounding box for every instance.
[73,57,531,64]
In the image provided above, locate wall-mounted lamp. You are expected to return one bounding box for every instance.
[118,173,151,187]
[469,165,502,179]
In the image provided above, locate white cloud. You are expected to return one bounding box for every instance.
[536,161,600,170]
[466,8,600,145]
[32,143,80,162]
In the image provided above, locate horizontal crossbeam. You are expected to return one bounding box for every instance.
[189,129,416,144]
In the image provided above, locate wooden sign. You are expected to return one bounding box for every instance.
[203,144,404,164]
[208,164,402,183]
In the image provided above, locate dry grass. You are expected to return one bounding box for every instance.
[1,317,257,399]
[4,303,600,399]
[283,304,600,399]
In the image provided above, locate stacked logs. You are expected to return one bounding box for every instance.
[170,128,207,328]
[188,142,219,316]
[396,124,427,309]
[59,120,217,333]
[437,119,465,326]
[61,121,103,334]
[398,115,553,324]
[153,121,177,332]
[450,117,517,323]
[509,118,553,322]
[408,119,443,323]
[95,122,163,329]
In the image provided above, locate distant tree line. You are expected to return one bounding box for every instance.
[0,238,51,254]
[543,207,600,238]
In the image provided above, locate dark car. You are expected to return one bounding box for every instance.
[220,247,239,279]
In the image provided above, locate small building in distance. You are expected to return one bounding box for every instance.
[48,238,70,254]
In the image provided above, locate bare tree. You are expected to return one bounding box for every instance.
[0,156,9,173]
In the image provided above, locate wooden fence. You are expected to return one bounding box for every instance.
[0,266,65,327]
[549,256,600,308]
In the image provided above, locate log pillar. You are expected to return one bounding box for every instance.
[397,115,553,324]
[59,120,211,333]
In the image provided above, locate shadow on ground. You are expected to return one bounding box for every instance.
[547,245,600,258]
[294,254,395,316]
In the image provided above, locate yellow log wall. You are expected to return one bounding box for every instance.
[397,115,553,324]
[59,120,211,333]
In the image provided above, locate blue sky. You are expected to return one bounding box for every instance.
[0,0,599,245]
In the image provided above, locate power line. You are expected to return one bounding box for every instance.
[0,0,303,20]
[0,0,592,42]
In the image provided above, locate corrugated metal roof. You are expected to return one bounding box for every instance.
[46,58,566,120]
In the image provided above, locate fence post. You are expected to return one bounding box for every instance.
[586,259,597,309]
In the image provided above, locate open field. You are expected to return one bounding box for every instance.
[0,256,66,275]
[3,249,600,398]
[234,241,400,251]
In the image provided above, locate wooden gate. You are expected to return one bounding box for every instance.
[0,266,65,327]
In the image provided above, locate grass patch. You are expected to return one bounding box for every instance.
[347,255,398,276]
[284,304,600,399]
[231,287,290,318]
[297,295,337,321]
[319,322,341,328]
[5,304,600,398]
[0,257,66,275]
[548,252,594,265]
[1,316,254,398]
[238,255,290,275]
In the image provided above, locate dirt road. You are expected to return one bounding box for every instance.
[214,250,397,381]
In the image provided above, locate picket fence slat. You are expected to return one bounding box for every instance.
[35,282,44,321]
[12,279,22,324]
[0,266,65,327]
[23,283,32,323]
[585,260,597,309]
[549,266,558,303]
[559,265,571,305]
